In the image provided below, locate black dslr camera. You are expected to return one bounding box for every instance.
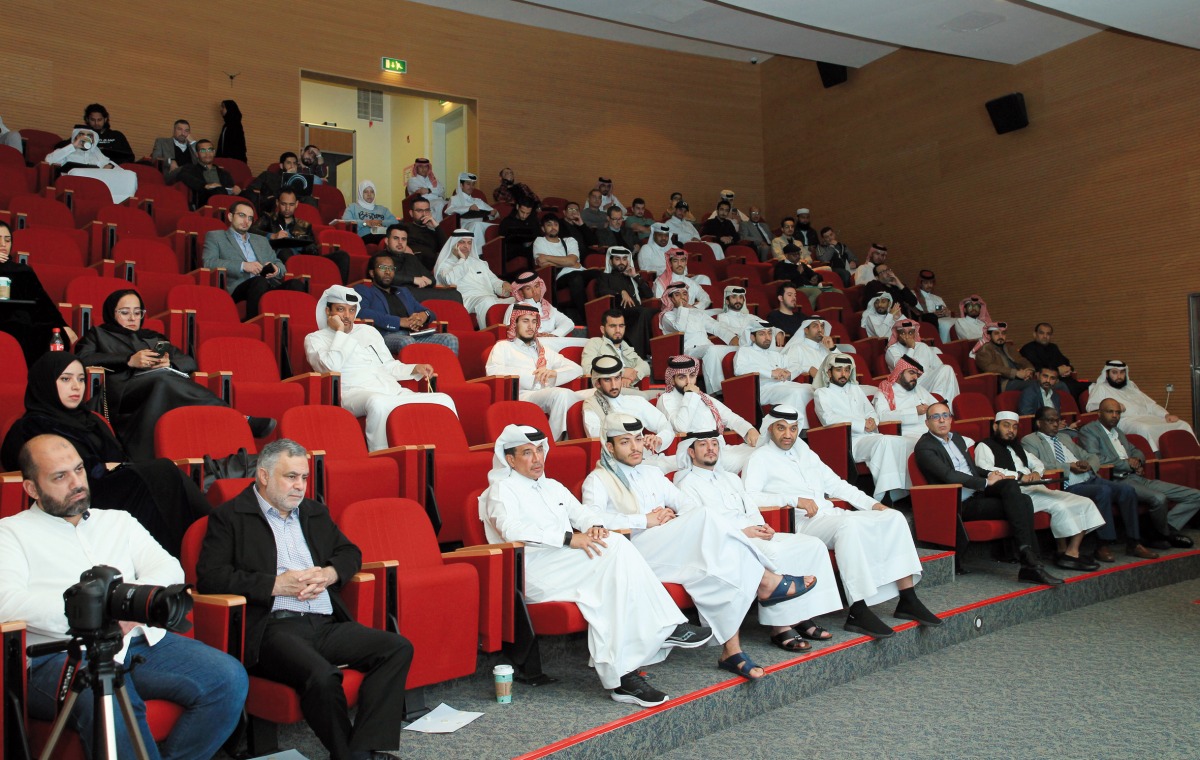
[63,565,193,636]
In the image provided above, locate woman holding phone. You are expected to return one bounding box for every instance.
[74,289,274,461]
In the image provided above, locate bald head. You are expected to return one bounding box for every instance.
[1097,398,1123,430]
[20,435,91,522]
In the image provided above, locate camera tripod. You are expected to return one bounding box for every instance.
[26,627,152,760]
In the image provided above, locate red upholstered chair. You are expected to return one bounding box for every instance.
[1124,432,1195,488]
[62,275,146,336]
[135,183,191,237]
[179,517,375,756]
[1056,390,1080,423]
[93,204,176,262]
[318,229,370,281]
[51,174,115,230]
[279,404,427,513]
[312,183,348,223]
[483,401,593,489]
[0,165,36,209]
[952,392,995,421]
[13,226,90,267]
[720,350,762,428]
[484,301,509,328]
[0,143,26,168]
[995,391,1021,413]
[284,253,343,292]
[20,129,63,165]
[10,194,89,258]
[120,162,165,187]
[0,331,28,418]
[171,212,228,271]
[339,498,503,699]
[165,284,266,355]
[383,404,492,545]
[1159,430,1200,459]
[424,297,475,334]
[258,289,320,375]
[399,343,501,446]
[212,157,252,188]
[154,406,260,507]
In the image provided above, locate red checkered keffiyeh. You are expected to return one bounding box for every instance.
[654,248,690,294]
[877,354,923,411]
[660,354,726,433]
[507,303,546,369]
[886,318,922,351]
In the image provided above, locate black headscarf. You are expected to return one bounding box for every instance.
[0,351,125,472]
[221,100,243,124]
[99,288,154,337]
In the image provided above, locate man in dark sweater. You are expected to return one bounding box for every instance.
[765,283,810,341]
[398,197,446,273]
[560,202,597,251]
[83,103,135,165]
[594,207,641,253]
[497,201,540,272]
[1019,322,1088,401]
[177,139,240,208]
[595,247,654,357]
[379,224,460,303]
[252,188,349,283]
[700,201,741,250]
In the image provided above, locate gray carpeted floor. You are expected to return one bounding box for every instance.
[659,577,1200,760]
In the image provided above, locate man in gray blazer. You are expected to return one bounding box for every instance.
[201,199,305,318]
[1022,406,1151,561]
[1078,398,1198,549]
[913,401,1060,584]
[149,119,198,181]
[738,206,774,262]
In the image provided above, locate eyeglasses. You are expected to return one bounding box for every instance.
[374,265,397,273]
[928,413,953,421]
[197,147,215,153]
[116,308,146,317]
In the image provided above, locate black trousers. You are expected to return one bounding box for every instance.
[252,614,413,760]
[960,478,1038,556]
[231,276,307,318]
[555,269,601,325]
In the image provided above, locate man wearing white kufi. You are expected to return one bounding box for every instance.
[305,285,457,451]
[434,229,514,329]
[659,282,738,393]
[885,319,960,403]
[860,292,900,339]
[734,320,813,430]
[45,128,138,203]
[637,223,675,275]
[444,171,497,248]
[675,431,843,656]
[583,414,816,680]
[782,317,853,379]
[479,424,713,706]
[657,355,759,473]
[873,354,939,438]
[503,271,587,353]
[975,412,1106,572]
[814,352,912,503]
[584,356,676,471]
[1085,360,1196,452]
[486,304,587,440]
[653,249,712,309]
[742,405,940,639]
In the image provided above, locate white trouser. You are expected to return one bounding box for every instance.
[524,537,685,689]
[1026,485,1106,538]
[919,364,960,403]
[748,532,842,625]
[520,387,586,440]
[795,507,922,606]
[341,388,458,452]
[851,432,913,499]
[761,382,814,430]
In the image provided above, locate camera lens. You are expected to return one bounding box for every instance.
[107,582,194,633]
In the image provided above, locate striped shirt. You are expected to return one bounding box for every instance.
[254,487,333,614]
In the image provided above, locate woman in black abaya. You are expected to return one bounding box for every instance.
[0,352,210,555]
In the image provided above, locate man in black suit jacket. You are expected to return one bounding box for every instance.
[196,439,412,760]
[914,402,1062,585]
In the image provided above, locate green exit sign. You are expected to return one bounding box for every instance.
[381,57,407,73]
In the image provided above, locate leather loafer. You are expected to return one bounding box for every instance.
[1018,565,1064,586]
[1128,543,1160,560]
[1054,553,1098,572]
[1168,533,1194,549]
[1093,545,1116,563]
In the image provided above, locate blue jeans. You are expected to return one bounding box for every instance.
[29,633,248,760]
[382,329,460,356]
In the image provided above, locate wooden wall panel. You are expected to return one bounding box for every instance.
[762,31,1200,425]
[1,0,764,215]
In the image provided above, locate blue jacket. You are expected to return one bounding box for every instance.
[352,282,436,333]
[1018,384,1061,416]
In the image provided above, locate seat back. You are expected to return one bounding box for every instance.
[484,302,509,328]
[180,516,209,585]
[994,391,1021,414]
[318,228,369,257]
[54,175,115,227]
[0,165,35,209]
[952,392,994,420]
[279,405,370,460]
[13,227,88,267]
[167,284,242,323]
[1158,430,1200,459]
[11,194,76,230]
[213,157,252,188]
[484,401,552,444]
[111,238,182,274]
[154,406,257,461]
[20,129,63,164]
[121,162,165,187]
[312,184,347,222]
[424,298,475,334]
[98,204,160,241]
[260,289,320,374]
[400,343,467,384]
[341,498,442,567]
[1126,433,1154,458]
[0,332,29,397]
[197,337,282,382]
[284,254,342,292]
[65,275,135,311]
[385,404,470,453]
[135,184,190,236]
[0,143,26,168]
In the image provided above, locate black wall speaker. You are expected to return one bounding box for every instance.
[816,61,848,89]
[985,92,1028,134]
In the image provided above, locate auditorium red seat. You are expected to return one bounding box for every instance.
[399,343,500,446]
[121,162,165,187]
[179,517,374,756]
[200,193,244,222]
[312,183,348,223]
[12,226,90,267]
[154,406,261,507]
[172,212,228,271]
[258,289,319,375]
[135,183,191,237]
[212,157,252,188]
[165,284,265,355]
[20,129,62,167]
[318,228,371,281]
[484,401,591,492]
[382,404,491,545]
[952,392,995,421]
[0,165,36,209]
[51,175,116,230]
[93,204,177,262]
[285,253,343,291]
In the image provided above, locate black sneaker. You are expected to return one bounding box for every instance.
[247,416,277,438]
[611,671,669,708]
[664,623,713,649]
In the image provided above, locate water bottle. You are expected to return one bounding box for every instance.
[49,328,65,352]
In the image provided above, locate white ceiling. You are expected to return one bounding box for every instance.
[406,0,1200,67]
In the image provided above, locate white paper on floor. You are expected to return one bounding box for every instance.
[246,750,309,760]
[402,703,485,734]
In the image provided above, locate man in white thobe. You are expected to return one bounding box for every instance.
[656,355,759,474]
[637,223,674,276]
[716,285,764,337]
[813,352,911,503]
[583,356,676,471]
[782,318,842,378]
[675,432,843,655]
[582,414,815,680]
[444,172,497,249]
[653,249,712,308]
[434,229,513,329]
[885,319,960,403]
[503,271,586,353]
[734,320,813,430]
[478,424,712,706]
[485,304,587,440]
[594,177,626,214]
[665,201,724,260]
[873,355,939,438]
[974,412,1106,572]
[404,158,446,222]
[742,406,939,639]
[939,294,990,344]
[1085,360,1196,452]
[851,244,889,287]
[305,285,457,452]
[659,282,738,393]
[860,292,900,339]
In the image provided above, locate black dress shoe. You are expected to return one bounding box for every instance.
[1018,565,1064,586]
[1054,553,1098,572]
[1168,533,1194,549]
[1144,538,1171,550]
